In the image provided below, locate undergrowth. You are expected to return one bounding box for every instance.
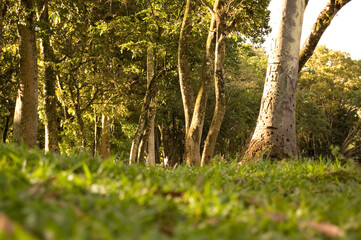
[1,143,361,239]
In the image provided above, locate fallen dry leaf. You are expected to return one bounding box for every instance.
[0,213,14,235]
[300,221,344,238]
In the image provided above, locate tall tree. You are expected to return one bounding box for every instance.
[180,0,218,166]
[39,0,59,152]
[201,3,226,166]
[13,0,38,147]
[146,46,156,166]
[243,0,306,161]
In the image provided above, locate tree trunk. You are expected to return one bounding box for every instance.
[298,0,351,72]
[178,0,195,134]
[100,114,111,159]
[129,74,157,164]
[75,106,87,148]
[2,115,10,143]
[146,46,156,166]
[13,0,38,148]
[180,0,218,166]
[243,0,306,162]
[93,114,99,156]
[201,6,227,166]
[41,0,59,152]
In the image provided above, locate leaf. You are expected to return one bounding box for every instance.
[82,162,92,183]
[299,221,345,238]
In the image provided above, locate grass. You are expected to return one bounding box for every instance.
[1,143,361,239]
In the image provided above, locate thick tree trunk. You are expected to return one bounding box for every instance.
[41,0,59,152]
[100,114,111,159]
[201,7,227,166]
[146,47,156,166]
[243,0,306,161]
[182,0,218,166]
[13,0,38,148]
[298,0,351,72]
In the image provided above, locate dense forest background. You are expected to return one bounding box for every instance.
[1,0,361,164]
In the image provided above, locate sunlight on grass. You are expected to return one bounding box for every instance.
[1,143,361,239]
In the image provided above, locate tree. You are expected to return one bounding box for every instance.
[297,46,361,158]
[13,0,38,148]
[39,0,59,152]
[243,0,306,161]
[179,0,270,166]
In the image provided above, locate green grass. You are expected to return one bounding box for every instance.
[1,143,361,239]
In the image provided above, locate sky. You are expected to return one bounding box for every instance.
[265,0,361,60]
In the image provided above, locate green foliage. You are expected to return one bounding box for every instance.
[298,46,361,157]
[1,143,361,239]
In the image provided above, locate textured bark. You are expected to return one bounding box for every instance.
[13,0,38,148]
[298,0,351,72]
[183,0,218,166]
[178,0,195,133]
[129,74,157,164]
[146,47,156,166]
[201,6,227,166]
[243,0,306,161]
[41,0,59,152]
[100,114,111,159]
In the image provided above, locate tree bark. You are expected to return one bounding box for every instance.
[100,114,111,159]
[201,6,227,166]
[178,0,195,134]
[243,0,306,162]
[13,0,38,148]
[75,106,87,148]
[298,0,351,72]
[2,115,10,143]
[40,0,59,152]
[129,74,157,164]
[181,0,218,166]
[93,114,100,156]
[146,46,156,166]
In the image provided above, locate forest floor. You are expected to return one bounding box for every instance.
[1,144,361,239]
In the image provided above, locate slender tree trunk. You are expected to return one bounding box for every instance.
[75,106,87,148]
[298,0,351,72]
[147,47,156,166]
[40,0,59,152]
[201,6,227,166]
[93,114,99,156]
[2,115,10,143]
[178,0,195,134]
[180,0,218,166]
[100,114,111,159]
[243,0,306,162]
[13,0,38,148]
[129,75,157,164]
